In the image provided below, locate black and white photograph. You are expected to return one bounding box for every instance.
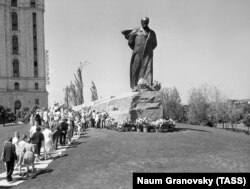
[0,0,250,188]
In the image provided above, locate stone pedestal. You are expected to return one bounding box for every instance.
[90,91,163,123]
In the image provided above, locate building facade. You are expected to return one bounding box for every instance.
[0,0,48,113]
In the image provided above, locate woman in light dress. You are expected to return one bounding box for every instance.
[67,120,73,145]
[81,112,86,130]
[43,109,49,125]
[42,122,53,160]
[16,134,28,175]
[12,131,19,170]
[23,137,35,177]
[75,116,82,137]
[12,131,19,146]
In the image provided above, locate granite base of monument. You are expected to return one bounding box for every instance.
[91,91,163,123]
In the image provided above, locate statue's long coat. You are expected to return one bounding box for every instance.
[122,27,157,89]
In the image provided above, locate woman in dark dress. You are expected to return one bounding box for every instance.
[31,127,44,161]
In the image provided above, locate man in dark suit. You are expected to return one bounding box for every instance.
[60,118,68,146]
[2,137,17,182]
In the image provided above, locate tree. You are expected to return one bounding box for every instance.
[228,104,244,131]
[215,102,230,129]
[162,87,183,121]
[90,81,98,101]
[187,86,211,125]
[69,81,78,106]
[178,104,188,123]
[0,105,7,126]
[242,114,250,133]
[242,102,250,114]
[63,85,70,109]
[74,63,84,105]
[207,87,229,127]
[0,106,16,126]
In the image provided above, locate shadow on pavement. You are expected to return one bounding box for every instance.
[52,154,68,160]
[30,168,53,179]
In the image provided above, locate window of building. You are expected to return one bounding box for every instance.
[32,13,37,25]
[35,82,38,90]
[35,99,39,105]
[34,48,37,57]
[12,36,19,54]
[14,82,19,90]
[31,0,36,8]
[13,59,19,77]
[11,12,18,31]
[33,40,37,48]
[34,71,38,77]
[34,62,38,78]
[11,0,17,7]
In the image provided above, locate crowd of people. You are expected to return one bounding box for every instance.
[1,103,110,182]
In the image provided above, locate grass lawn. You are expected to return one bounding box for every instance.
[0,123,250,189]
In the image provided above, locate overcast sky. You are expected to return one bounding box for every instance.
[45,0,250,105]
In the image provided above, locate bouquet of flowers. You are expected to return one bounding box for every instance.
[152,118,176,131]
[118,120,133,131]
[153,80,161,91]
[105,117,117,130]
[164,119,176,130]
[137,78,150,89]
[136,117,151,128]
[151,119,166,129]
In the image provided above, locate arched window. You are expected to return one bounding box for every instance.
[14,100,22,113]
[35,82,38,90]
[13,59,19,77]
[31,0,36,8]
[14,82,19,90]
[11,12,18,31]
[11,0,17,7]
[12,36,19,54]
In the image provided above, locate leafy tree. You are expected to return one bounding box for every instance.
[162,87,183,121]
[0,105,7,126]
[215,102,230,129]
[242,114,250,133]
[178,105,189,123]
[74,63,84,105]
[65,63,85,107]
[187,86,211,125]
[90,81,98,102]
[69,81,78,106]
[0,106,16,125]
[242,103,250,114]
[207,87,230,127]
[63,85,70,109]
[228,104,244,131]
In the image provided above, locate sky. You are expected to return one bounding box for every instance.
[45,0,250,105]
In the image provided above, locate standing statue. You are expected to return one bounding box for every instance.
[122,17,157,90]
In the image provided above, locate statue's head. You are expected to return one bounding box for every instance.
[141,17,150,29]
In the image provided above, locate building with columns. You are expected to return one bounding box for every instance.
[0,0,48,113]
